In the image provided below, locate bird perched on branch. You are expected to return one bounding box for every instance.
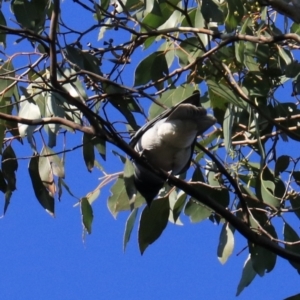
[130,91,216,206]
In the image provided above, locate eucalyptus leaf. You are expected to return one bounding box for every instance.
[81,197,94,234]
[138,197,170,254]
[217,222,235,264]
[236,255,257,296]
[123,208,138,251]
[28,155,55,216]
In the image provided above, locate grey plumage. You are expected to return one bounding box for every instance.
[130,92,216,206]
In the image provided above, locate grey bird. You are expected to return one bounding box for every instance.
[130,91,216,206]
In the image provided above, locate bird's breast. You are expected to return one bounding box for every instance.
[156,120,197,148]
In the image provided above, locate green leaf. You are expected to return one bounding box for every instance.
[0,169,7,193]
[66,45,102,75]
[243,72,271,97]
[92,136,106,161]
[286,61,300,78]
[138,197,170,254]
[236,255,257,296]
[225,0,244,32]
[107,91,140,131]
[201,0,224,23]
[58,178,77,200]
[42,146,65,178]
[83,133,95,172]
[184,198,212,223]
[0,10,7,47]
[82,52,102,75]
[11,0,48,33]
[85,188,100,205]
[207,164,230,208]
[256,167,282,209]
[291,23,300,34]
[28,155,55,216]
[148,85,195,119]
[175,37,204,67]
[81,197,94,234]
[141,0,180,30]
[134,51,169,88]
[123,158,137,204]
[123,208,138,251]
[182,8,207,46]
[260,179,280,208]
[217,222,235,264]
[108,176,144,218]
[39,147,55,197]
[44,92,65,147]
[223,106,234,155]
[2,145,18,191]
[172,191,186,223]
[207,79,247,109]
[283,222,300,273]
[0,60,15,98]
[3,190,12,215]
[249,243,277,276]
[275,155,290,176]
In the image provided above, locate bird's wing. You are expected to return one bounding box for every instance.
[129,91,200,148]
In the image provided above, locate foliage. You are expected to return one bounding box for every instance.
[1,0,300,295]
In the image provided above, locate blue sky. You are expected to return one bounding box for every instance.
[0,1,299,299]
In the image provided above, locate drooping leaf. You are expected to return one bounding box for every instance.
[207,79,247,109]
[217,222,235,264]
[175,37,204,67]
[83,133,95,172]
[123,158,137,204]
[141,0,180,30]
[1,145,18,191]
[0,60,15,98]
[138,197,170,254]
[3,190,12,215]
[41,146,65,178]
[108,92,140,131]
[44,92,65,147]
[249,242,277,276]
[0,11,7,47]
[0,169,7,193]
[201,0,224,23]
[223,106,234,155]
[275,155,290,176]
[184,198,212,223]
[168,190,183,225]
[108,176,144,218]
[134,51,169,89]
[28,155,55,216]
[236,255,257,296]
[225,0,244,32]
[39,147,56,197]
[11,0,49,33]
[171,191,186,223]
[81,197,94,234]
[123,208,138,251]
[92,136,106,161]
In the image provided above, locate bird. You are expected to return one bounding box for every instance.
[130,91,216,206]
